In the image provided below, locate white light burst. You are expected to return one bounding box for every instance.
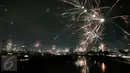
[58,0,130,52]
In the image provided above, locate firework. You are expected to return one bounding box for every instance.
[99,43,105,52]
[52,44,56,50]
[34,41,41,48]
[60,0,130,51]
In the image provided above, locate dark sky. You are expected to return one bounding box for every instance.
[0,0,130,49]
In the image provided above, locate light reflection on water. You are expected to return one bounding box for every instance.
[75,56,107,73]
[101,63,106,73]
[75,56,89,73]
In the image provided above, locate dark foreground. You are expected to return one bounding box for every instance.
[1,55,130,73]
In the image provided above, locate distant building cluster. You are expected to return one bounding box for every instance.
[1,39,130,58]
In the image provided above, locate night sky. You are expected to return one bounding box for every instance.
[0,0,130,49]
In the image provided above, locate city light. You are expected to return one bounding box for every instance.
[22,45,25,48]
[24,55,29,58]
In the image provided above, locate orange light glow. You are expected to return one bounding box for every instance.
[101,63,106,73]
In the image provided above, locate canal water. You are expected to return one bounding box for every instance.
[1,55,130,73]
[77,56,130,73]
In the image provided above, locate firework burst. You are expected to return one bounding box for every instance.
[57,0,130,51]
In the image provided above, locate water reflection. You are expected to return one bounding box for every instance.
[94,61,96,64]
[75,57,86,66]
[75,56,108,73]
[101,63,106,73]
[75,56,89,73]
